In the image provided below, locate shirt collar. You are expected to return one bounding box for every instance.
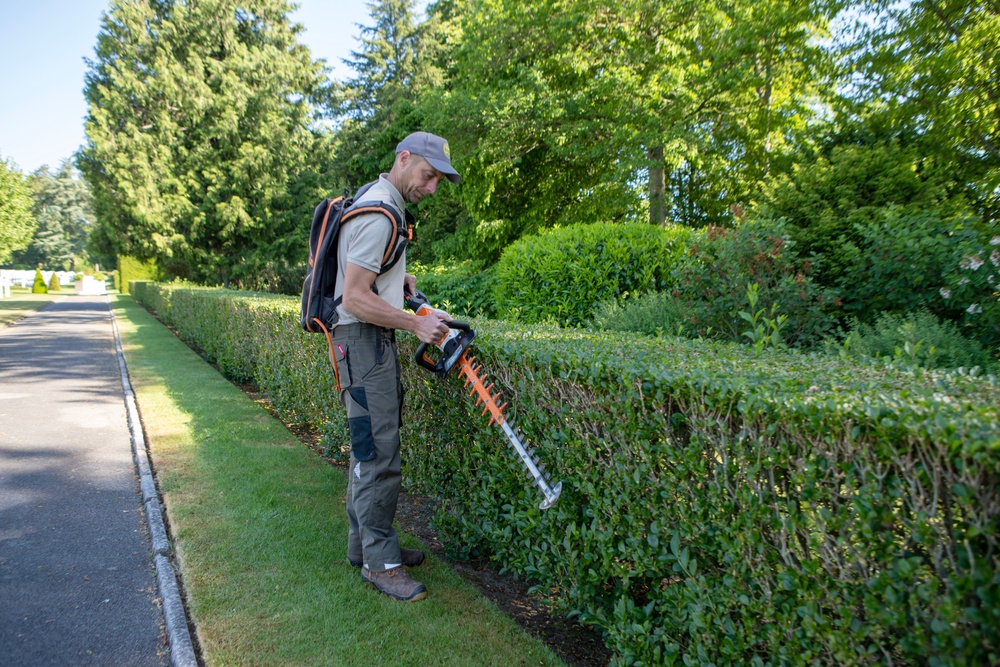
[377,173,406,214]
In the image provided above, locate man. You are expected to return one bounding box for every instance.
[332,132,460,602]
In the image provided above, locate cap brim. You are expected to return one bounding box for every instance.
[425,156,461,184]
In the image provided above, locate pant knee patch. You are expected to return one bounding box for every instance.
[348,386,369,411]
[349,416,376,461]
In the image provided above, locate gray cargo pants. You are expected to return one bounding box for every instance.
[332,322,404,572]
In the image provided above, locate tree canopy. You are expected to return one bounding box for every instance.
[845,0,999,220]
[79,0,331,285]
[76,0,997,284]
[0,157,36,265]
[9,162,95,271]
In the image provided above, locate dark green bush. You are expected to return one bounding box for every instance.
[837,309,998,372]
[131,282,1000,666]
[669,216,837,346]
[410,260,498,319]
[492,222,690,327]
[756,140,962,286]
[837,209,984,322]
[232,257,307,296]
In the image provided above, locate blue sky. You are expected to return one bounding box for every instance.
[0,1,427,175]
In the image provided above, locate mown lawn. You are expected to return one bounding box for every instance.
[112,294,563,666]
[0,289,63,327]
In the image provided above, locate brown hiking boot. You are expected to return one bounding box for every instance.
[347,548,425,569]
[361,566,428,601]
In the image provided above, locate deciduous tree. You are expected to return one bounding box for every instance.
[845,0,1000,221]
[429,0,840,263]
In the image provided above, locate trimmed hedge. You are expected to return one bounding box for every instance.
[131,282,999,666]
[117,255,162,294]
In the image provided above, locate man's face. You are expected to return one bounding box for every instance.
[398,153,445,204]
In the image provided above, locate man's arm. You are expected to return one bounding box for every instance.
[341,263,451,344]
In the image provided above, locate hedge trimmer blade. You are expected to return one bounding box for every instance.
[404,288,561,510]
[457,353,562,510]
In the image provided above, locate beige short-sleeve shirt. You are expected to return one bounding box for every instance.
[333,175,408,326]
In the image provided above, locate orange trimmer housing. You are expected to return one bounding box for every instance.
[405,289,476,379]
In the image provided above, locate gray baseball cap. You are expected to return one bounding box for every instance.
[395,131,461,184]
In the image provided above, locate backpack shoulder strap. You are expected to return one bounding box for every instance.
[340,179,409,270]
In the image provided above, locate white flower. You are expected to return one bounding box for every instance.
[939,287,952,298]
[991,236,1000,246]
[967,303,983,314]
[958,277,970,285]
[991,250,1000,267]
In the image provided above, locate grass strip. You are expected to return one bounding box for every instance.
[0,290,62,326]
[112,295,563,666]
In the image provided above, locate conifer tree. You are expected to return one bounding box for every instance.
[12,162,95,271]
[31,268,47,294]
[80,0,329,284]
[331,0,430,188]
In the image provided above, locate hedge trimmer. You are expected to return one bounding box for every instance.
[405,289,562,510]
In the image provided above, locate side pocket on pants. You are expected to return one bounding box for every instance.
[336,342,376,462]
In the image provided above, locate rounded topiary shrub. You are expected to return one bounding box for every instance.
[492,222,690,327]
[32,268,47,294]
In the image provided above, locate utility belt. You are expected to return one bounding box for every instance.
[332,321,396,343]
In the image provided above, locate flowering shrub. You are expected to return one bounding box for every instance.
[669,216,837,346]
[837,209,981,321]
[941,234,1000,354]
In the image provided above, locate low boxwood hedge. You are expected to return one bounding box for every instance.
[131,281,999,666]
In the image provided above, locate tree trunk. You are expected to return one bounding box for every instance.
[648,145,666,225]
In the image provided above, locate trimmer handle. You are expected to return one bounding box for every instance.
[404,287,475,378]
[404,287,431,313]
[414,319,474,378]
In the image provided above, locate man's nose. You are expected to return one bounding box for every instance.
[426,178,439,195]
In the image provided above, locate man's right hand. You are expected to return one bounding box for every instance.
[412,310,452,345]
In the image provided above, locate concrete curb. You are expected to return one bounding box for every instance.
[108,298,199,667]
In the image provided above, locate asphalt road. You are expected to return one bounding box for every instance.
[0,296,168,666]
